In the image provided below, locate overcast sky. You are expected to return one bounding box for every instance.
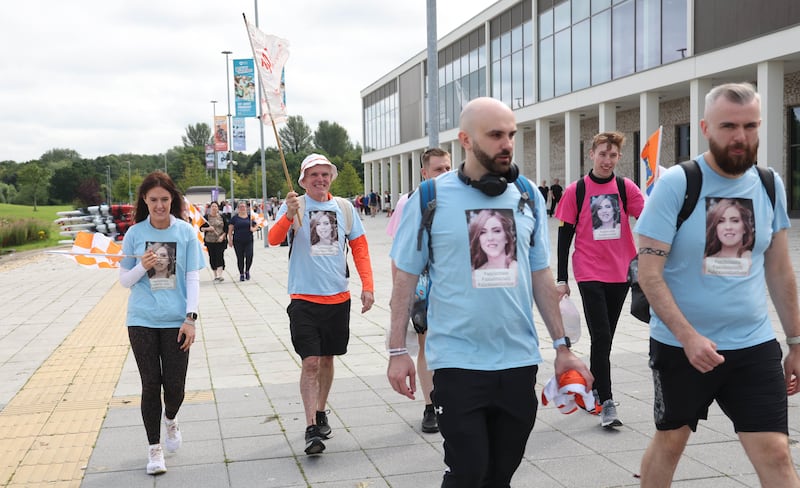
[1,0,491,163]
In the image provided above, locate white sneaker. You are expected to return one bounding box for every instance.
[164,417,182,452]
[146,444,167,475]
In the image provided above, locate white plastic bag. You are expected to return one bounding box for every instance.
[559,295,582,344]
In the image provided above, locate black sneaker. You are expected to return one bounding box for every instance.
[315,410,332,439]
[421,404,439,433]
[304,425,325,455]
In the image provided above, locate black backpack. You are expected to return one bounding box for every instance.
[628,160,776,322]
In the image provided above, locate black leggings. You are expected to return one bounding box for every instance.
[128,326,189,445]
[206,241,226,270]
[233,239,254,274]
[577,281,629,403]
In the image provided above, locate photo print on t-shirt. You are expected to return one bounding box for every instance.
[703,197,754,276]
[590,193,621,241]
[309,210,339,256]
[146,241,177,290]
[466,208,518,288]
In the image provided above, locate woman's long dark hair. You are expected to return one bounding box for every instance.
[133,171,184,223]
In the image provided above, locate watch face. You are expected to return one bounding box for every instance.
[564,336,571,348]
[188,313,198,320]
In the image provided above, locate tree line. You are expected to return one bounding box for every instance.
[0,116,364,210]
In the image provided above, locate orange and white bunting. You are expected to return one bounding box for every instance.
[183,197,207,245]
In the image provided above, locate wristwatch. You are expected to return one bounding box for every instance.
[186,313,198,321]
[553,336,572,350]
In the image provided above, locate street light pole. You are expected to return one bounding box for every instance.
[222,50,233,203]
[126,160,132,203]
[106,165,111,204]
[211,100,218,190]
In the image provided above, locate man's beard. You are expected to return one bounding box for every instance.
[473,141,513,175]
[709,138,758,175]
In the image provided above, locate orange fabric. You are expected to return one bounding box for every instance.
[290,291,351,304]
[349,235,374,292]
[268,215,293,246]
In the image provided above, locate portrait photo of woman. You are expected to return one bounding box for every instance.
[467,209,517,288]
[590,194,621,240]
[703,197,755,276]
[146,241,176,289]
[310,210,338,256]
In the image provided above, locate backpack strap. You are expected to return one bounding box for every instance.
[755,165,776,209]
[416,179,437,263]
[332,196,354,237]
[513,177,537,247]
[677,160,702,231]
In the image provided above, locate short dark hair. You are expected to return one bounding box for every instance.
[591,132,625,151]
[421,148,451,168]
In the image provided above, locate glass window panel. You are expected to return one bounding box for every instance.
[612,0,635,78]
[523,20,533,46]
[791,146,800,210]
[592,0,611,13]
[512,25,523,53]
[791,107,800,142]
[524,45,535,106]
[453,58,461,80]
[554,1,571,32]
[512,50,524,108]
[539,36,554,100]
[573,0,591,22]
[479,45,486,68]
[470,70,481,101]
[554,29,571,96]
[662,0,687,63]
[469,49,478,72]
[461,54,469,78]
[539,9,553,38]
[636,0,661,71]
[501,31,511,58]
[457,76,468,111]
[445,83,454,130]
[491,37,500,63]
[479,67,487,97]
[591,9,611,84]
[439,87,447,131]
[502,55,512,106]
[492,60,502,99]
[572,19,590,90]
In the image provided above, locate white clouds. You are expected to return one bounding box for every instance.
[0,0,488,162]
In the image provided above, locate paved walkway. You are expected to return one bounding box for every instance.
[1,213,799,487]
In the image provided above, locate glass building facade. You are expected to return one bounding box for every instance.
[363,80,399,153]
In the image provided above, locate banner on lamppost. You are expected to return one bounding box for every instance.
[234,59,257,118]
[214,116,228,152]
[232,117,246,151]
[217,152,229,171]
[205,144,214,169]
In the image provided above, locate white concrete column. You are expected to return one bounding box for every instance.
[370,161,380,195]
[450,141,464,167]
[564,111,580,184]
[411,151,422,189]
[758,61,784,174]
[390,155,399,208]
[514,128,527,177]
[536,119,551,185]
[363,162,371,194]
[640,91,660,187]
[598,102,617,133]
[380,159,390,201]
[402,152,412,194]
[690,78,712,157]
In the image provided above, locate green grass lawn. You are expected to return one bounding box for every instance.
[0,203,75,252]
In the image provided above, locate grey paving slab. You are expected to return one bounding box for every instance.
[2,214,800,487]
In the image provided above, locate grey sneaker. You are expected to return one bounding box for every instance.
[304,425,326,455]
[315,410,332,439]
[601,399,623,428]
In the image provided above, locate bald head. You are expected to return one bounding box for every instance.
[459,97,514,135]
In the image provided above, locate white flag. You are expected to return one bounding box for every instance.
[244,20,289,126]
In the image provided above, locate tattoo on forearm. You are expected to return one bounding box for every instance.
[639,247,669,258]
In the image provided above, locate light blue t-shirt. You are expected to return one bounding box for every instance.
[391,171,550,371]
[121,216,204,328]
[634,155,790,349]
[275,196,365,295]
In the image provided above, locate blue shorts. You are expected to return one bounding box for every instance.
[649,338,787,433]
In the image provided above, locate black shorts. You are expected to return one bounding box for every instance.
[649,338,787,433]
[287,299,351,359]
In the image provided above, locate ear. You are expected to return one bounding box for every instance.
[458,130,471,151]
[700,119,709,138]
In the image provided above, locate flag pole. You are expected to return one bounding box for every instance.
[242,13,300,226]
[45,250,142,259]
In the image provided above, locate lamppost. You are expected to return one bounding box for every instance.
[126,160,132,203]
[106,165,111,204]
[211,100,218,190]
[229,160,237,204]
[221,50,233,203]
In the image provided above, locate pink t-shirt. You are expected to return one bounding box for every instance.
[386,193,410,238]
[555,176,644,283]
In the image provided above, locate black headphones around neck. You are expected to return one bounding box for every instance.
[457,163,519,197]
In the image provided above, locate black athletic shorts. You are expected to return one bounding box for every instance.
[649,338,787,434]
[287,298,350,359]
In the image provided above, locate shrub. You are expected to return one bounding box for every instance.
[0,218,50,247]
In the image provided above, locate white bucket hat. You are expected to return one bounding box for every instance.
[298,153,338,190]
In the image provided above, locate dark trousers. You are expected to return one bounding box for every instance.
[549,196,560,216]
[577,281,630,402]
[128,327,189,445]
[206,241,226,270]
[433,366,538,488]
[233,239,253,274]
